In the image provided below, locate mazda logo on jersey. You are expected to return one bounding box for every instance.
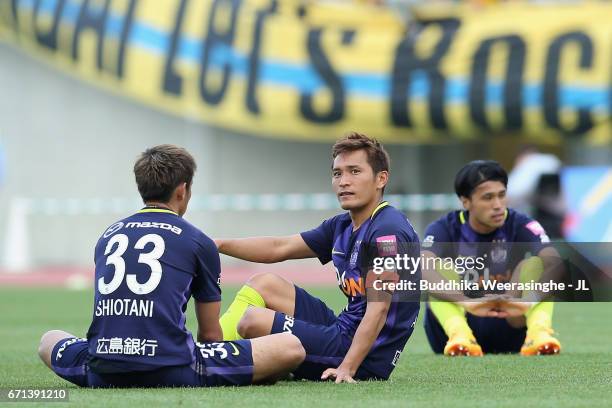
[103,222,124,238]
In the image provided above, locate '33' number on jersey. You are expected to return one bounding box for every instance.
[99,233,165,295]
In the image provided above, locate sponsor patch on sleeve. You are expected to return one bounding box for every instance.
[525,221,545,236]
[376,235,398,256]
[525,221,550,242]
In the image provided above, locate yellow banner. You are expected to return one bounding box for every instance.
[1,0,610,143]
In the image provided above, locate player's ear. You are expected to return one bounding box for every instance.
[175,182,187,201]
[376,170,389,190]
[460,195,471,210]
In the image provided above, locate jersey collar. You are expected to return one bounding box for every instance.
[137,206,179,216]
[370,201,389,219]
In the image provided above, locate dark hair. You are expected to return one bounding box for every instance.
[134,145,196,203]
[332,131,390,174]
[454,160,507,198]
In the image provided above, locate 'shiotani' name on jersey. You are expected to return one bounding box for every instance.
[95,298,154,318]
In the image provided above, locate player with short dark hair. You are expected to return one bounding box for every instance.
[38,144,305,388]
[216,132,421,383]
[422,160,561,356]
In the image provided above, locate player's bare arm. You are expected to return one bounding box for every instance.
[215,234,316,263]
[194,301,223,342]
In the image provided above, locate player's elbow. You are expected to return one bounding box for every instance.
[264,241,290,263]
[268,236,307,263]
[259,253,284,264]
[367,301,391,318]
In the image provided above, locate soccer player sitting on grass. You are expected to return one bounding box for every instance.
[37,145,305,388]
[422,160,562,357]
[215,132,421,383]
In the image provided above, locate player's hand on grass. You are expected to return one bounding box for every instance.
[321,366,357,384]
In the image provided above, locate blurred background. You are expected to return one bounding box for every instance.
[0,0,610,287]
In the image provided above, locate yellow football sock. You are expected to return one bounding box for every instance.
[519,256,544,286]
[526,301,554,333]
[431,300,473,337]
[518,256,554,332]
[430,263,473,338]
[219,285,265,341]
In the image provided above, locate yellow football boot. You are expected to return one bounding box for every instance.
[444,334,483,357]
[520,328,561,356]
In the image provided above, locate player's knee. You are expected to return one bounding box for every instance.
[246,272,282,297]
[38,330,62,363]
[237,308,261,339]
[281,333,306,366]
[236,315,251,339]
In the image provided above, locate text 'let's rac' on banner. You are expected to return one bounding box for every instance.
[0,0,610,143]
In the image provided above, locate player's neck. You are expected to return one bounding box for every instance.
[350,199,382,231]
[468,215,496,235]
[144,201,179,215]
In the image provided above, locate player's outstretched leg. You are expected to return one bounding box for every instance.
[38,330,77,369]
[220,272,296,340]
[250,333,305,384]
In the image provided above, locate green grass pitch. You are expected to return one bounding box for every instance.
[1,287,611,407]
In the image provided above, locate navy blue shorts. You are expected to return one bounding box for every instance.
[423,305,526,354]
[270,286,386,381]
[50,337,254,388]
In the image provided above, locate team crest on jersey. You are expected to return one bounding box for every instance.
[422,235,434,248]
[490,239,507,264]
[376,235,398,256]
[103,222,124,238]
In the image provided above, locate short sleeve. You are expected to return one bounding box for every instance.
[514,214,551,254]
[366,220,419,258]
[300,217,337,265]
[422,219,451,257]
[362,218,421,300]
[191,233,222,303]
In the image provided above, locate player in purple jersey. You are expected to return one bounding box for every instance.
[37,145,305,388]
[422,160,562,357]
[216,133,421,383]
